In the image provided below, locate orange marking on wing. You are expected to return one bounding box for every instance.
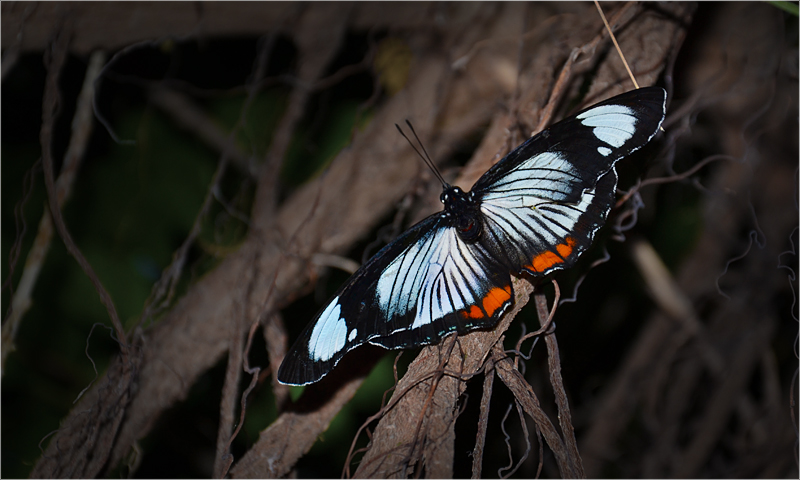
[528,236,577,272]
[463,305,484,319]
[530,251,562,272]
[482,285,512,317]
[461,285,512,319]
[557,236,577,257]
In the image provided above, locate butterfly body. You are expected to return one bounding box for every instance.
[278,87,667,386]
[441,186,483,243]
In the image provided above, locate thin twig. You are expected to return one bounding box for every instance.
[533,2,638,135]
[72,323,113,404]
[213,308,245,478]
[0,159,40,372]
[137,7,287,330]
[0,2,37,80]
[534,291,585,478]
[2,50,106,373]
[498,402,516,478]
[138,153,230,327]
[40,24,129,361]
[594,0,639,88]
[213,28,287,476]
[471,357,494,479]
[311,252,360,275]
[501,399,531,479]
[404,335,460,476]
[492,344,576,478]
[616,154,736,207]
[148,87,255,176]
[514,279,560,370]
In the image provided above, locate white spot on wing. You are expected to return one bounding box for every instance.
[597,146,612,156]
[577,104,637,148]
[348,328,357,342]
[309,297,347,362]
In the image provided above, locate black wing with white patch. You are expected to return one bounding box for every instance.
[472,86,666,276]
[277,214,513,386]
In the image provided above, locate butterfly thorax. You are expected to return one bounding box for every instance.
[440,185,483,243]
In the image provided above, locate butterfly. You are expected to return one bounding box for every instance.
[277,86,667,386]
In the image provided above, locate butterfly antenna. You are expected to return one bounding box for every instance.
[395,121,448,187]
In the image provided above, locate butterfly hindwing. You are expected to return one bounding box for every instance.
[277,214,513,386]
[367,223,512,350]
[478,166,618,276]
[277,216,442,385]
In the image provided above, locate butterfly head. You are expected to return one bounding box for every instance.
[441,186,483,243]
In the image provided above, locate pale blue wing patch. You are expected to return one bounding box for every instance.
[308,297,349,362]
[377,231,438,319]
[412,229,484,328]
[481,152,581,203]
[376,228,485,332]
[577,104,637,148]
[479,151,590,248]
[481,182,599,250]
